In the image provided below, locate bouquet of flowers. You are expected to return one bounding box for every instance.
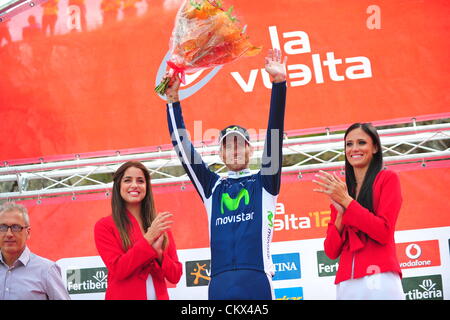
[155,0,262,95]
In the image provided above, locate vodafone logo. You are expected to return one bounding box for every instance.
[397,240,440,270]
[405,243,422,260]
[155,51,222,100]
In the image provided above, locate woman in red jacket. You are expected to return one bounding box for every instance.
[94,161,182,300]
[313,123,404,299]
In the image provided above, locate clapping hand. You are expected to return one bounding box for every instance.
[152,234,165,264]
[312,170,353,209]
[144,211,172,245]
[144,211,172,264]
[312,171,350,234]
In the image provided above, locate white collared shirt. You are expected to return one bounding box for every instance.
[0,246,70,300]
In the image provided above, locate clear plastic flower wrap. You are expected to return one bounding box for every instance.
[155,0,262,95]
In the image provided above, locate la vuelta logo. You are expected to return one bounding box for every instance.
[156,25,372,98]
[231,26,373,92]
[273,203,330,232]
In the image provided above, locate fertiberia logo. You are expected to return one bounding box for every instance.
[66,267,108,294]
[402,275,444,300]
[316,250,339,277]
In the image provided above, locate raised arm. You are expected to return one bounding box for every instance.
[261,49,287,195]
[164,76,220,203]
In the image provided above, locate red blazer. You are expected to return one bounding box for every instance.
[324,169,402,284]
[94,212,182,300]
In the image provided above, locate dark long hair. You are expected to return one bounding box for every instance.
[111,161,167,251]
[344,123,383,213]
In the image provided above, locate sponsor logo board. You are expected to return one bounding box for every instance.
[274,287,303,300]
[66,267,108,294]
[316,250,339,277]
[185,259,211,287]
[397,240,441,269]
[402,274,444,300]
[272,252,301,281]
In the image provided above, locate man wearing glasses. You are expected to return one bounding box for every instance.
[0,202,70,300]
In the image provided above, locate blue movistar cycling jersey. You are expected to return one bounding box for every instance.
[166,81,287,298]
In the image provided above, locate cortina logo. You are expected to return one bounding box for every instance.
[220,188,250,214]
[272,253,301,281]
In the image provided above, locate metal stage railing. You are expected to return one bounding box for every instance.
[1,120,449,201]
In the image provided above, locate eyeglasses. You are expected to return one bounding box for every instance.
[0,224,29,233]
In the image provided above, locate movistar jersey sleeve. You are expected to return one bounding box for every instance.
[261,81,287,195]
[167,102,220,203]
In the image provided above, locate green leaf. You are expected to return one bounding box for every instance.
[190,0,202,10]
[225,5,237,22]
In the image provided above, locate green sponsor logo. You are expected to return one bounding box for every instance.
[316,251,339,277]
[220,188,250,214]
[226,126,240,132]
[402,274,443,300]
[267,211,274,227]
[66,267,108,294]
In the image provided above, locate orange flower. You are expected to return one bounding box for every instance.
[155,0,261,95]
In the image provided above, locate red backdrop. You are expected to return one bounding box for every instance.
[19,164,450,261]
[1,0,449,161]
